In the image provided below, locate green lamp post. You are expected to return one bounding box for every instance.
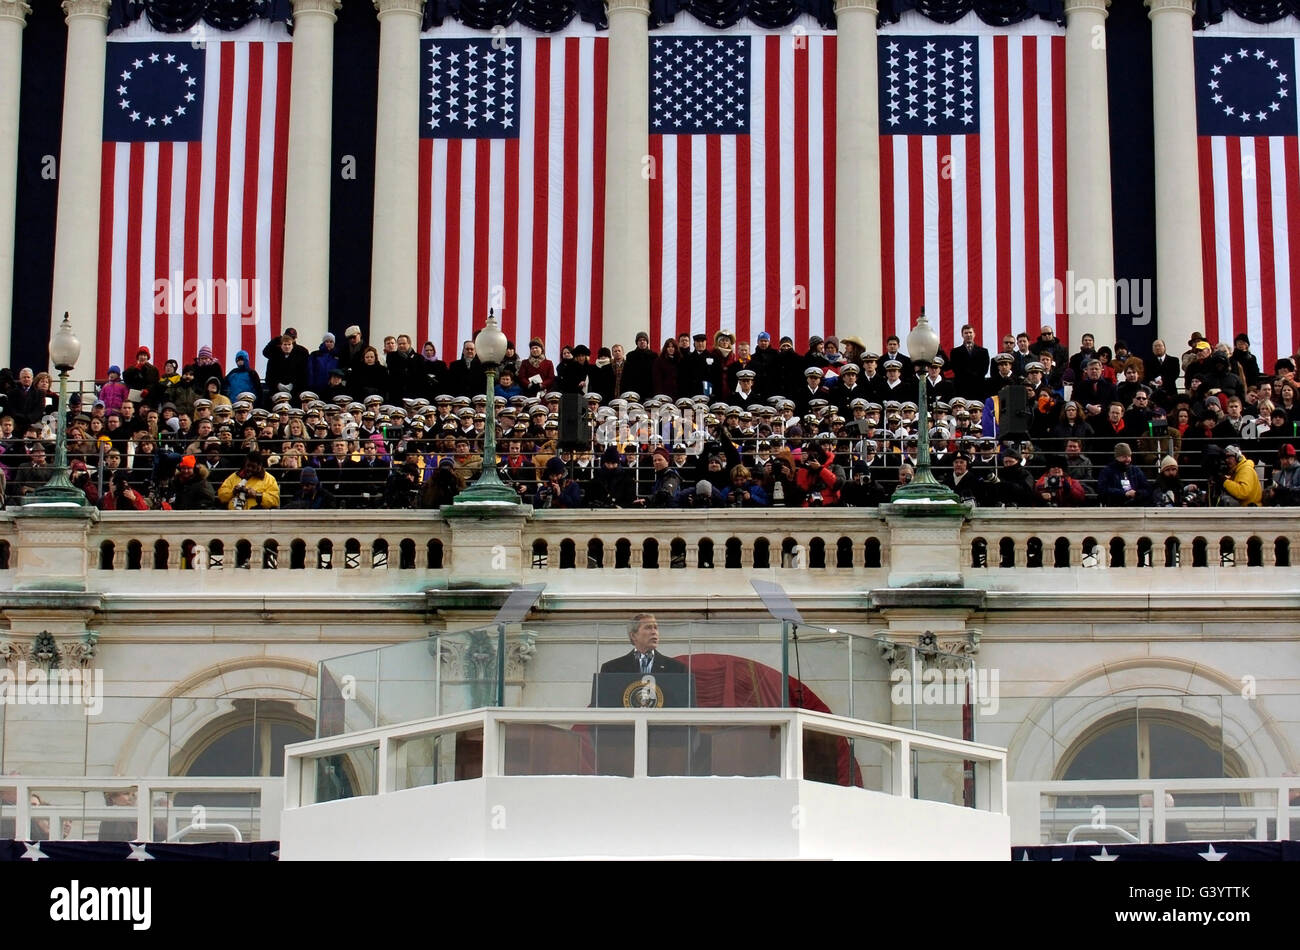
[30,313,87,506]
[891,308,960,503]
[453,309,521,505]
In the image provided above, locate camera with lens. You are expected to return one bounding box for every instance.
[1046,474,1062,490]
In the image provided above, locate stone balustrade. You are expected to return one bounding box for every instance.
[0,508,1294,602]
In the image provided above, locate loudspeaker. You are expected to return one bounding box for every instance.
[997,384,1031,439]
[559,393,592,448]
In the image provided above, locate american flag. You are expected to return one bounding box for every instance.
[417,35,607,362]
[879,30,1067,354]
[1196,34,1300,368]
[648,32,836,349]
[97,36,290,376]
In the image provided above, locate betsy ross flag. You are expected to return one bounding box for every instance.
[97,36,290,377]
[649,32,836,349]
[1196,34,1300,369]
[417,35,607,363]
[879,29,1067,354]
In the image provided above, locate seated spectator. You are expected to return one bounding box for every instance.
[1266,443,1300,506]
[940,453,982,503]
[1218,444,1262,507]
[1098,442,1152,506]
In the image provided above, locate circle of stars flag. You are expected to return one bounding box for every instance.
[98,34,291,376]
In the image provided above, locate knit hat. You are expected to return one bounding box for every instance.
[137,346,150,358]
[198,345,214,360]
[179,455,197,469]
[344,325,362,338]
[545,456,567,476]
[757,331,771,341]
[1159,455,1178,470]
[1114,442,1132,457]
[601,446,621,465]
[108,365,121,376]
[653,447,670,462]
[322,332,336,344]
[299,467,319,483]
[695,479,713,497]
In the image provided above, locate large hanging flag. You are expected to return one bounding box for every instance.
[648,30,836,350]
[417,34,608,363]
[878,25,1067,355]
[1195,33,1300,369]
[97,31,291,376]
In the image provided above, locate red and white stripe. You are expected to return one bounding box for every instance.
[649,31,836,351]
[880,27,1066,356]
[96,34,290,377]
[417,34,607,364]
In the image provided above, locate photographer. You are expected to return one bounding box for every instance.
[170,454,216,510]
[1266,443,1300,506]
[794,438,843,507]
[216,451,280,510]
[1098,443,1152,507]
[68,459,99,506]
[1154,455,1199,508]
[635,447,682,508]
[841,458,887,506]
[383,458,422,509]
[103,469,149,510]
[587,447,637,508]
[1219,444,1262,507]
[1033,458,1085,507]
[720,464,769,507]
[533,457,583,509]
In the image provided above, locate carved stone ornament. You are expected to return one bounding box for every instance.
[0,639,30,668]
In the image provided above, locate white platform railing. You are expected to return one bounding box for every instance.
[283,706,1008,813]
[0,776,283,842]
[1010,778,1300,845]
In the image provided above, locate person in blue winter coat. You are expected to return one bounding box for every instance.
[225,350,262,403]
[308,334,340,392]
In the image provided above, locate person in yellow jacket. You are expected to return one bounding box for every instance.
[1219,445,1262,507]
[217,451,281,510]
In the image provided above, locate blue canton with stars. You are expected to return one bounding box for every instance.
[1195,37,1297,137]
[103,42,204,143]
[878,36,979,136]
[421,38,520,139]
[649,37,750,135]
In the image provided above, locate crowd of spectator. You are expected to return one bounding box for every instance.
[0,321,1298,511]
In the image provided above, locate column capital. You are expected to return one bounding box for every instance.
[605,0,651,17]
[1145,0,1195,17]
[292,0,342,19]
[0,0,32,27]
[374,0,424,14]
[60,0,109,23]
[833,0,879,16]
[1063,0,1109,17]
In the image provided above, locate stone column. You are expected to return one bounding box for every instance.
[601,0,650,353]
[280,0,341,346]
[834,0,883,350]
[49,0,110,375]
[0,0,30,371]
[369,0,423,346]
[1147,0,1203,353]
[1064,0,1115,350]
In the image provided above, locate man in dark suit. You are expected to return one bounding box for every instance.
[947,324,990,399]
[600,613,687,675]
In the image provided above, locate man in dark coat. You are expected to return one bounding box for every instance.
[600,613,687,674]
[947,324,990,399]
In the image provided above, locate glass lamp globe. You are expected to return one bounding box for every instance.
[907,308,940,364]
[475,310,508,366]
[50,312,81,372]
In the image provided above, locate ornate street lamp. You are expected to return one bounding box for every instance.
[30,313,87,505]
[891,308,959,503]
[454,309,521,505]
